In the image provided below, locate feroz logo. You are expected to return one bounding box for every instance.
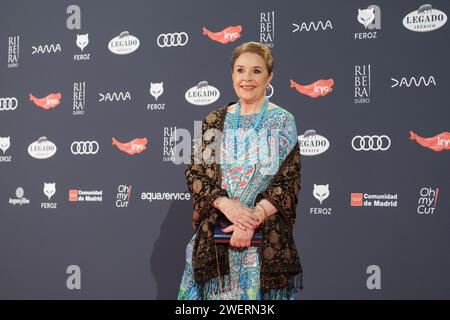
[403,4,447,32]
[260,11,275,47]
[28,137,57,159]
[185,81,220,106]
[70,141,99,155]
[157,32,188,47]
[116,185,132,208]
[0,136,12,163]
[298,130,330,156]
[311,184,332,215]
[352,135,391,151]
[148,82,165,111]
[355,5,381,40]
[290,79,334,98]
[108,31,140,55]
[8,36,19,68]
[73,82,85,115]
[417,187,439,215]
[29,92,62,110]
[410,131,450,151]
[0,97,18,111]
[74,34,91,61]
[292,20,333,32]
[112,137,147,155]
[354,64,371,103]
[42,182,57,209]
[391,76,436,88]
[202,25,242,44]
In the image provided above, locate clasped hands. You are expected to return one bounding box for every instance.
[214,197,267,248]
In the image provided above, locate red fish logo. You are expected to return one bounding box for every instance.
[112,137,147,155]
[29,92,62,110]
[410,131,450,152]
[290,79,334,98]
[202,25,242,44]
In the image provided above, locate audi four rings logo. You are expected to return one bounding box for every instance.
[352,135,391,151]
[157,32,189,47]
[0,97,18,111]
[71,141,99,155]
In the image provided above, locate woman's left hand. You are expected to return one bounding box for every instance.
[222,224,255,248]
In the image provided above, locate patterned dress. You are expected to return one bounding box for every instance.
[178,106,298,300]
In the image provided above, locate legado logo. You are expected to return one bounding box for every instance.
[417,187,439,215]
[202,25,242,44]
[112,137,147,155]
[141,192,191,203]
[0,97,18,111]
[352,135,391,151]
[71,140,99,155]
[290,79,334,98]
[292,20,333,32]
[310,184,332,215]
[298,130,330,156]
[28,136,57,159]
[410,131,449,152]
[390,76,436,88]
[157,32,188,47]
[351,192,398,207]
[29,92,61,110]
[403,4,447,32]
[185,81,220,106]
[108,31,140,55]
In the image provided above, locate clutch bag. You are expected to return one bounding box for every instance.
[213,215,263,245]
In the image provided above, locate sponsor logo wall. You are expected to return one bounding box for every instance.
[0,0,448,300]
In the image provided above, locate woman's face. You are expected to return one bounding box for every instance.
[232,52,273,104]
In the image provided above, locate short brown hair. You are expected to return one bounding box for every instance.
[230,41,274,74]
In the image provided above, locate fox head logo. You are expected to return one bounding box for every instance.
[43,182,56,200]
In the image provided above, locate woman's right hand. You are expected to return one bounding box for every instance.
[215,197,259,231]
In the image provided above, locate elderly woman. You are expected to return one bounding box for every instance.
[178,41,303,300]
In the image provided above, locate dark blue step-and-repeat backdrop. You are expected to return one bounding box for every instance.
[0,0,449,299]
